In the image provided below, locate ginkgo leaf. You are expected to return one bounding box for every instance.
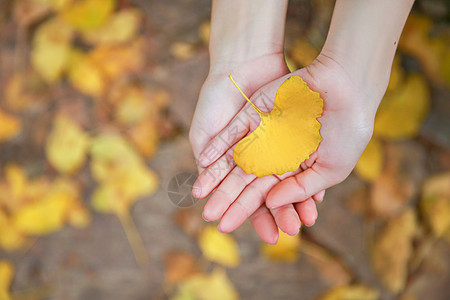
[0,109,21,142]
[198,226,240,267]
[231,75,323,177]
[261,229,301,262]
[316,284,379,300]
[46,115,90,174]
[354,138,383,182]
[31,16,72,82]
[61,0,115,31]
[172,268,239,300]
[374,73,430,140]
[0,260,14,300]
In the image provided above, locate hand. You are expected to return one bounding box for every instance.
[193,53,382,243]
[189,53,322,244]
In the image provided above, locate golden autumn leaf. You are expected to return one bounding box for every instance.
[261,229,301,262]
[354,138,383,182]
[61,0,115,31]
[5,70,48,112]
[316,284,379,300]
[0,210,26,251]
[172,268,239,300]
[231,75,323,177]
[198,226,240,267]
[81,8,142,45]
[46,115,90,174]
[170,42,196,61]
[0,260,14,300]
[164,252,200,284]
[371,209,416,293]
[90,134,158,215]
[420,172,450,238]
[31,16,72,82]
[374,73,430,140]
[0,109,21,142]
[128,119,159,158]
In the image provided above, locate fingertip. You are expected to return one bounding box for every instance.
[266,232,279,245]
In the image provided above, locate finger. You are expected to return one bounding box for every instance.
[203,167,256,221]
[294,198,318,227]
[193,148,236,199]
[218,175,279,233]
[312,190,326,202]
[270,204,301,236]
[266,165,330,209]
[249,205,279,245]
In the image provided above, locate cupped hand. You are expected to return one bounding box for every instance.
[189,53,322,244]
[193,53,381,243]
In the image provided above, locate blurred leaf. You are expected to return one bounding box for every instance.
[81,8,142,45]
[374,73,430,140]
[172,268,239,300]
[0,260,14,300]
[0,210,27,251]
[399,14,450,86]
[12,178,84,235]
[31,17,73,82]
[289,37,319,68]
[316,284,379,300]
[5,71,48,112]
[13,0,52,27]
[301,240,352,286]
[46,115,90,174]
[261,229,300,262]
[0,109,21,142]
[165,252,200,284]
[61,0,116,31]
[198,226,240,267]
[371,209,416,293]
[170,42,196,61]
[354,138,383,182]
[128,119,159,158]
[90,134,158,215]
[420,172,450,238]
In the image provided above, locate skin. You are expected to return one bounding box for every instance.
[189,0,415,244]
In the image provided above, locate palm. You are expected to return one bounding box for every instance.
[193,55,376,243]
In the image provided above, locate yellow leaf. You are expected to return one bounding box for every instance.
[114,86,149,125]
[0,260,14,300]
[354,138,383,181]
[0,210,27,251]
[90,134,158,214]
[164,252,199,284]
[128,119,159,158]
[0,109,21,142]
[5,70,48,112]
[67,49,106,97]
[374,73,430,140]
[261,229,300,262]
[61,0,116,31]
[172,268,239,300]
[46,115,90,174]
[371,209,416,293]
[12,179,81,235]
[32,0,73,11]
[289,37,319,68]
[81,8,142,45]
[420,172,450,237]
[316,284,379,300]
[231,75,323,177]
[198,226,240,267]
[170,42,196,60]
[31,17,72,82]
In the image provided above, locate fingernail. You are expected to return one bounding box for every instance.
[217,225,223,233]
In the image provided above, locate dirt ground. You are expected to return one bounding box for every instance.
[1,0,449,299]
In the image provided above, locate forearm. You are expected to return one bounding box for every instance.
[322,0,415,99]
[209,0,288,70]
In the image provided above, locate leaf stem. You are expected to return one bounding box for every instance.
[229,74,263,115]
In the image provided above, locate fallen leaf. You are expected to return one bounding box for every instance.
[5,70,48,112]
[165,252,199,284]
[420,172,450,238]
[301,240,352,286]
[0,109,22,143]
[170,42,196,61]
[371,209,416,293]
[374,73,430,140]
[198,225,240,267]
[172,268,239,300]
[0,260,14,300]
[316,284,379,300]
[81,8,142,45]
[31,16,72,82]
[354,138,383,182]
[61,0,116,31]
[230,75,323,177]
[261,229,300,262]
[128,119,159,158]
[0,210,27,251]
[46,115,90,174]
